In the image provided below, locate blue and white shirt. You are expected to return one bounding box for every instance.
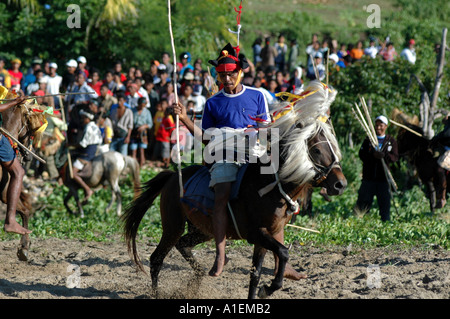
[201,85,270,131]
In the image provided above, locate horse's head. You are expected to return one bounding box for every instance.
[277,118,347,196]
[396,124,426,157]
[1,100,47,161]
[307,120,347,196]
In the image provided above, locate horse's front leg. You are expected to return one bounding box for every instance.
[248,244,266,299]
[249,228,289,299]
[16,210,30,261]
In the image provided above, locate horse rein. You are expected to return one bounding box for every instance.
[308,128,341,187]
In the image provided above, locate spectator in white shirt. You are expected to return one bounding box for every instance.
[364,38,379,59]
[400,39,417,64]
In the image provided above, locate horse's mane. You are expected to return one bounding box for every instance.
[279,119,341,185]
[265,80,341,185]
[18,101,51,138]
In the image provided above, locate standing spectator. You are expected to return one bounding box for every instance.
[77,56,89,79]
[191,85,206,115]
[274,34,288,72]
[66,72,98,111]
[112,71,126,94]
[154,106,175,168]
[130,97,153,167]
[306,41,321,71]
[46,62,62,107]
[179,84,194,108]
[8,58,23,91]
[96,113,114,154]
[287,39,299,73]
[260,37,278,72]
[103,71,115,92]
[350,40,364,61]
[126,83,143,110]
[161,52,174,79]
[144,80,160,115]
[25,69,46,95]
[88,69,103,95]
[113,61,127,83]
[379,42,398,62]
[62,59,78,92]
[337,43,347,68]
[21,58,42,92]
[364,37,379,59]
[179,52,194,78]
[252,37,263,66]
[109,93,133,155]
[306,52,325,81]
[0,57,11,89]
[135,77,150,108]
[354,115,398,222]
[98,84,117,114]
[400,39,417,64]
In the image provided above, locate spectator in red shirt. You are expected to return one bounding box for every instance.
[154,107,174,168]
[8,58,23,91]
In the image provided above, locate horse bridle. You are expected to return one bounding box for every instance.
[308,128,341,187]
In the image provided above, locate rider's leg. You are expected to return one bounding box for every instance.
[2,157,31,235]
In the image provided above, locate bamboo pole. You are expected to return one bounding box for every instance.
[0,127,46,164]
[389,119,423,137]
[286,224,321,234]
[168,0,183,198]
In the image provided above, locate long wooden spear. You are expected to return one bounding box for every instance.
[168,0,183,198]
[0,91,96,102]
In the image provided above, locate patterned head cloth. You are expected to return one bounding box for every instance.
[208,43,249,73]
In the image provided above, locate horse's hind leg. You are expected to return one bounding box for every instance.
[175,223,211,276]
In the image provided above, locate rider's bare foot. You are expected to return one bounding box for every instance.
[208,255,230,277]
[4,221,32,235]
[284,263,307,280]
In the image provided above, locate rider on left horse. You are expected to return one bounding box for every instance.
[70,109,103,204]
[0,95,31,235]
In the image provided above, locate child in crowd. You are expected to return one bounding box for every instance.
[153,107,174,168]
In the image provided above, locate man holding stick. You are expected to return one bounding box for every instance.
[0,95,32,235]
[354,115,398,222]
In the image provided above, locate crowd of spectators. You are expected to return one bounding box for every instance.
[0,32,422,176]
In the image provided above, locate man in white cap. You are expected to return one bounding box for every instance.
[354,115,398,222]
[63,59,78,92]
[77,56,89,79]
[46,62,63,107]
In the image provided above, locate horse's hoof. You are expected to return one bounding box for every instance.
[257,285,269,299]
[17,248,28,261]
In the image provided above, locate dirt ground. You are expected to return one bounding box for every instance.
[0,236,448,300]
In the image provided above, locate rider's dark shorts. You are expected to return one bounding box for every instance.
[0,135,16,163]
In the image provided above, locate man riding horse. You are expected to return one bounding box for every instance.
[0,95,31,235]
[174,43,270,277]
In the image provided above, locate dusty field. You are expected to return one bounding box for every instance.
[0,236,448,301]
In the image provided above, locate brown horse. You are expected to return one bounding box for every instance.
[1,99,46,260]
[122,93,347,299]
[396,123,449,211]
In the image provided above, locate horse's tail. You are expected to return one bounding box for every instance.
[121,170,175,272]
[124,155,141,197]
